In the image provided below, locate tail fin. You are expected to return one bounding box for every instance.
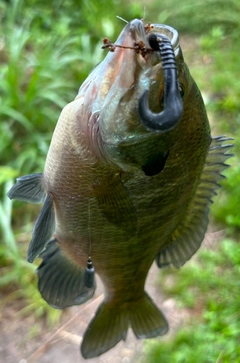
[81,292,168,359]
[130,293,168,339]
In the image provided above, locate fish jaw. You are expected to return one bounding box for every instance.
[81,20,182,170]
[81,19,155,150]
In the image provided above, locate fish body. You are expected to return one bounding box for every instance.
[8,19,232,358]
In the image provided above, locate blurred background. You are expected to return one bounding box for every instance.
[0,0,239,362]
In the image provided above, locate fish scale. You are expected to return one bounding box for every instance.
[8,19,233,359]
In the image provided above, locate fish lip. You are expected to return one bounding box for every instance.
[128,18,150,50]
[120,19,180,60]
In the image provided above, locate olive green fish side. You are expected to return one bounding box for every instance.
[7,97,170,358]
[79,136,233,358]
[7,135,233,359]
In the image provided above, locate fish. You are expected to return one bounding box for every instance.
[8,19,233,358]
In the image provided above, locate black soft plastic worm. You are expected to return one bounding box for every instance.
[138,33,183,132]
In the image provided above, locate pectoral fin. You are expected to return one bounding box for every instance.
[37,239,96,309]
[93,173,137,234]
[7,173,45,203]
[156,136,233,268]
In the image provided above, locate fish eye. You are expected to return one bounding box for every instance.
[178,83,184,98]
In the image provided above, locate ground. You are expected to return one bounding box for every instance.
[0,262,190,363]
[0,36,216,363]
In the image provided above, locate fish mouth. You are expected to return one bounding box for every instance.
[88,19,181,167]
[102,19,180,67]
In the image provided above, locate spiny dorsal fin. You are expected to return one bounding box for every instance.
[156,136,233,268]
[37,239,95,309]
[7,173,45,203]
[27,194,55,262]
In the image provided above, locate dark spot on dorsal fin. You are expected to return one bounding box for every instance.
[142,151,169,176]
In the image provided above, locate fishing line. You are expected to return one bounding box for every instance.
[84,198,95,288]
[116,15,128,24]
[143,3,146,20]
[87,198,92,257]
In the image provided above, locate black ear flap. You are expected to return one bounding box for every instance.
[141,151,169,176]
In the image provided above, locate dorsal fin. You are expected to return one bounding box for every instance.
[156,136,233,268]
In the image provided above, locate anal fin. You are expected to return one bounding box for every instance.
[27,194,55,262]
[156,136,233,268]
[37,239,96,309]
[7,173,45,203]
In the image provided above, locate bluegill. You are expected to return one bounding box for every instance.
[8,19,233,358]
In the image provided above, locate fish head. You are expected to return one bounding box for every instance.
[78,19,190,172]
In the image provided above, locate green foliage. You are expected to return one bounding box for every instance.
[145,0,240,230]
[144,239,240,363]
[0,0,149,324]
[1,0,100,174]
[198,27,240,229]
[0,0,144,175]
[164,5,240,230]
[211,157,240,230]
[152,0,240,229]
[152,0,240,37]
[0,0,239,330]
[200,29,240,116]
[0,179,61,325]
